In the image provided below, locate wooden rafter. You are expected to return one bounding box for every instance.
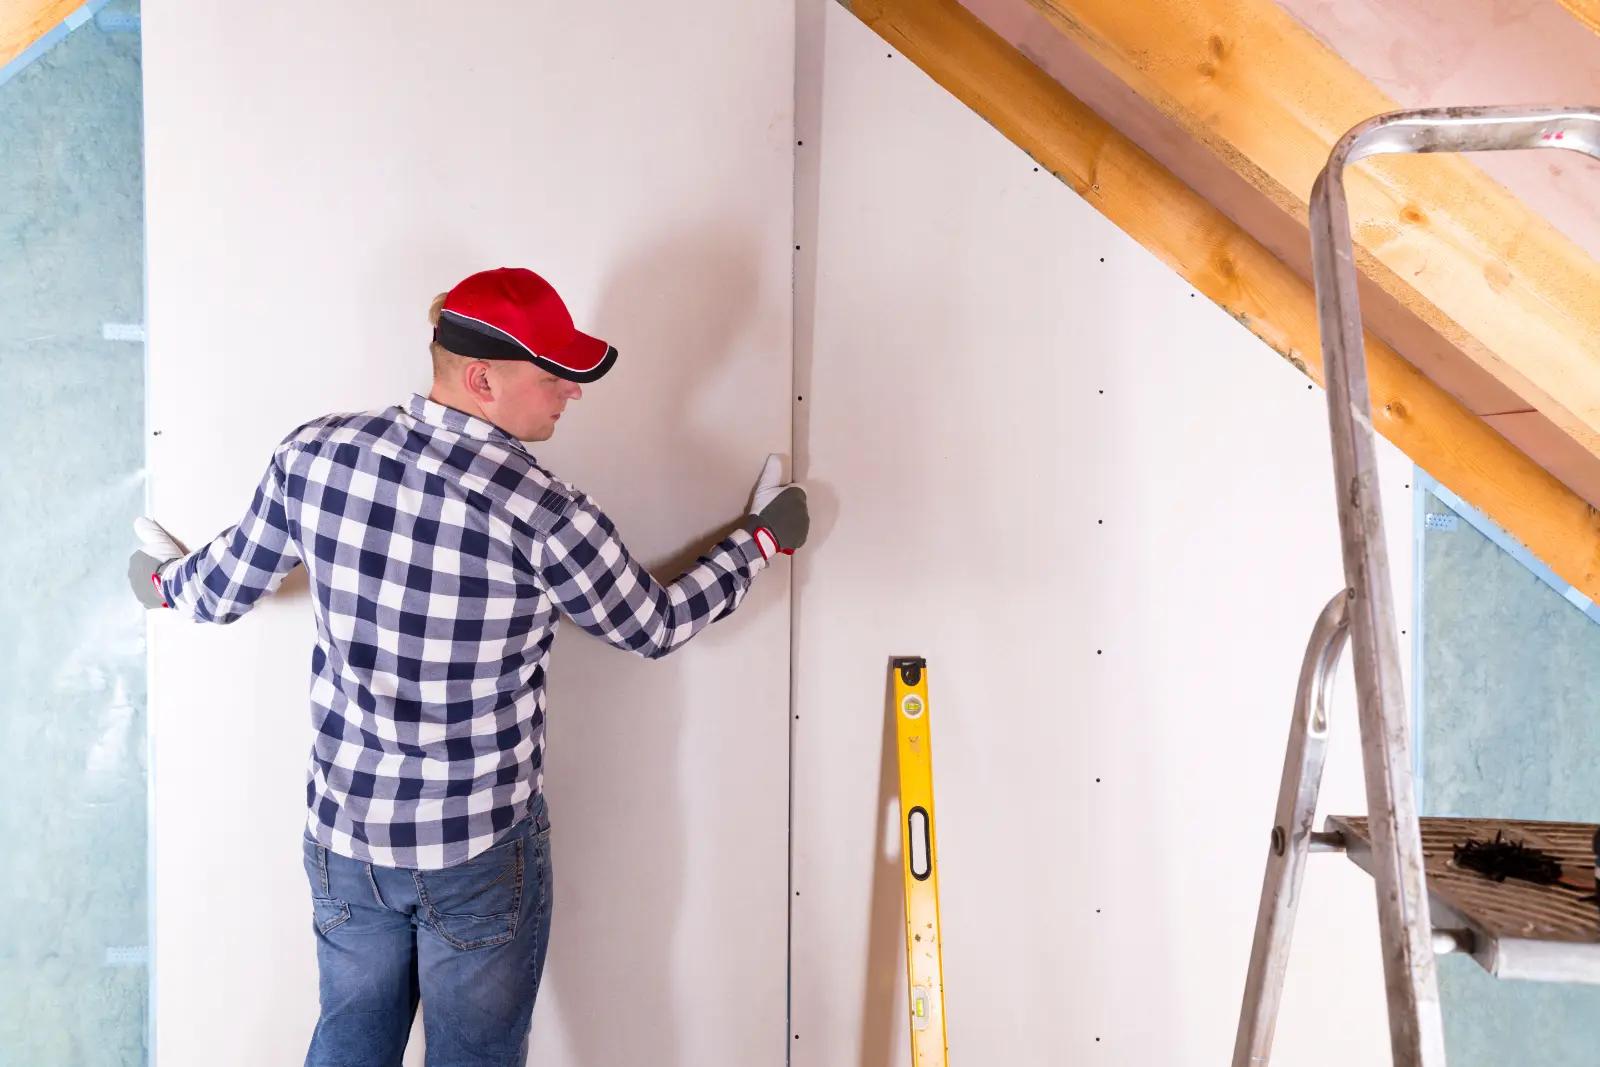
[1024,0,1600,465]
[1,0,80,70]
[839,0,1600,599]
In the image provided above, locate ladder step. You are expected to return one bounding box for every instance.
[1326,815,1600,983]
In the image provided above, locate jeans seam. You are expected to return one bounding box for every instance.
[513,837,526,926]
[411,835,525,951]
[541,832,551,920]
[315,899,352,935]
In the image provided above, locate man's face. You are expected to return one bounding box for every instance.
[483,361,583,443]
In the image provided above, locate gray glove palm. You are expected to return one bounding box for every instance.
[128,517,187,610]
[740,454,809,559]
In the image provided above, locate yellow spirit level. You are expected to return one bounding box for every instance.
[891,656,949,1066]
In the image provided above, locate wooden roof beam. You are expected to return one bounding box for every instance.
[1018,0,1600,469]
[838,0,1600,599]
[1,1,83,70]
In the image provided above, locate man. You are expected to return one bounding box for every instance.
[127,266,809,1065]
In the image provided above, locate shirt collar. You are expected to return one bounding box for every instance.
[405,393,522,448]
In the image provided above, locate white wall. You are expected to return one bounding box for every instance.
[788,4,1412,1064]
[142,3,794,1064]
[140,2,1425,1062]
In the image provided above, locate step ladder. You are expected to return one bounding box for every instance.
[1232,106,1600,1067]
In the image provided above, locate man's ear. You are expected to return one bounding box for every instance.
[466,361,496,402]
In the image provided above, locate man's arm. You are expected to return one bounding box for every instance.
[539,494,768,660]
[136,445,303,624]
[539,457,809,660]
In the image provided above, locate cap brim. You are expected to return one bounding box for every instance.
[533,330,617,383]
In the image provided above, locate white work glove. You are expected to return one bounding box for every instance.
[127,517,189,610]
[739,454,809,560]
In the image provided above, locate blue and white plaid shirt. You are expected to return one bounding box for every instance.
[159,393,768,869]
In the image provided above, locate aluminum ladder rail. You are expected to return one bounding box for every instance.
[1233,105,1600,1067]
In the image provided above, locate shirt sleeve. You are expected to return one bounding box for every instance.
[538,492,768,660]
[159,443,302,624]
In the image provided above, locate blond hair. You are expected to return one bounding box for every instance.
[428,291,468,379]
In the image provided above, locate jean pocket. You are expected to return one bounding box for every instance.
[301,838,353,935]
[310,896,352,935]
[414,834,524,951]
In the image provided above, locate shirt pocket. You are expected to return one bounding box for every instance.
[412,832,525,950]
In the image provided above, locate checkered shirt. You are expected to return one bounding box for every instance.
[159,393,768,869]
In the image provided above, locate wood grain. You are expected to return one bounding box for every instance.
[841,0,1600,600]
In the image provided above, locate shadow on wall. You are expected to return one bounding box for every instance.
[536,221,782,1066]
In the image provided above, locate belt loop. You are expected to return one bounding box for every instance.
[365,863,388,909]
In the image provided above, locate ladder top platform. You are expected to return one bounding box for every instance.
[1327,815,1600,984]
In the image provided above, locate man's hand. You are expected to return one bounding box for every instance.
[127,517,188,610]
[740,454,809,560]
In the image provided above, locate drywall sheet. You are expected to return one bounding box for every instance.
[1417,486,1600,1062]
[789,4,1415,1063]
[141,2,794,1063]
[0,3,148,1063]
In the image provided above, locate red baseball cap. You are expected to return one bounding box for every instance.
[433,267,617,383]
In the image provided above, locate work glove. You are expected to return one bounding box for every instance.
[127,516,188,610]
[740,454,808,559]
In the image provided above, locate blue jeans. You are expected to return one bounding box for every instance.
[301,796,553,1066]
